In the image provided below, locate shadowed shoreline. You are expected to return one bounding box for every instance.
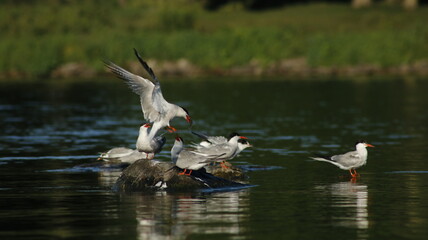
[2,58,428,80]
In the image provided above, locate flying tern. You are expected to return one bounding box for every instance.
[104,49,192,139]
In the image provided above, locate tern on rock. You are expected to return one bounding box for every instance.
[191,131,252,164]
[104,49,192,139]
[311,140,375,178]
[136,123,167,159]
[171,137,225,176]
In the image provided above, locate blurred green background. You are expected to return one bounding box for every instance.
[1,0,427,79]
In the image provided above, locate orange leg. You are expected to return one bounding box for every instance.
[349,169,356,178]
[178,169,192,176]
[220,161,230,169]
[349,169,359,178]
[165,126,177,133]
[353,169,360,177]
[178,169,187,175]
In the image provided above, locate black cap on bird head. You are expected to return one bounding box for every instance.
[227,132,240,140]
[356,140,375,148]
[175,136,184,142]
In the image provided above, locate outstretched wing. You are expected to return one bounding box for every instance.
[191,131,211,142]
[104,60,161,122]
[191,131,229,148]
[134,48,158,83]
[133,49,171,115]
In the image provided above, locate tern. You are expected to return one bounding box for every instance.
[98,147,146,163]
[136,123,167,159]
[171,137,225,176]
[191,131,240,148]
[311,140,375,178]
[191,131,252,164]
[104,49,192,139]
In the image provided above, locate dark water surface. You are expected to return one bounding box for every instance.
[1,77,428,239]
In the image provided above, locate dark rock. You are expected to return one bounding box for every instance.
[113,159,248,192]
[205,162,248,182]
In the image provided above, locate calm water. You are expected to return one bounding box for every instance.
[1,77,428,240]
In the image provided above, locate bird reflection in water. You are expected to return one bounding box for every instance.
[315,180,369,238]
[132,190,249,240]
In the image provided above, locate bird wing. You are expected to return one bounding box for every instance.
[133,49,172,117]
[332,151,361,168]
[104,61,161,122]
[199,153,227,163]
[191,131,228,145]
[151,136,167,153]
[191,131,211,142]
[191,143,231,156]
[207,136,228,145]
[176,151,201,169]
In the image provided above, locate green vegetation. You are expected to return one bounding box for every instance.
[1,0,427,78]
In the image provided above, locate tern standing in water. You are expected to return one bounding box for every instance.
[311,140,375,178]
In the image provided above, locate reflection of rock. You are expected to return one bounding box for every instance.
[132,190,250,239]
[113,159,248,192]
[97,170,123,188]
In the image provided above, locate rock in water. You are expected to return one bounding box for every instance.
[205,163,248,182]
[113,159,248,192]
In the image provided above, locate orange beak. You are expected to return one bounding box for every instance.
[366,143,375,148]
[240,136,248,139]
[186,115,192,125]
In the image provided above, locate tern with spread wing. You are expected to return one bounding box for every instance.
[136,123,166,159]
[311,140,375,177]
[104,49,192,139]
[171,137,225,176]
[192,131,238,148]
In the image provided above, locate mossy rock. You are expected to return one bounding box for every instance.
[113,159,248,192]
[205,162,248,182]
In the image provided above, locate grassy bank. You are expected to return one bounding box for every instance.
[1,1,428,79]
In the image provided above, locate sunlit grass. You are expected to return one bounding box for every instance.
[0,1,427,78]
